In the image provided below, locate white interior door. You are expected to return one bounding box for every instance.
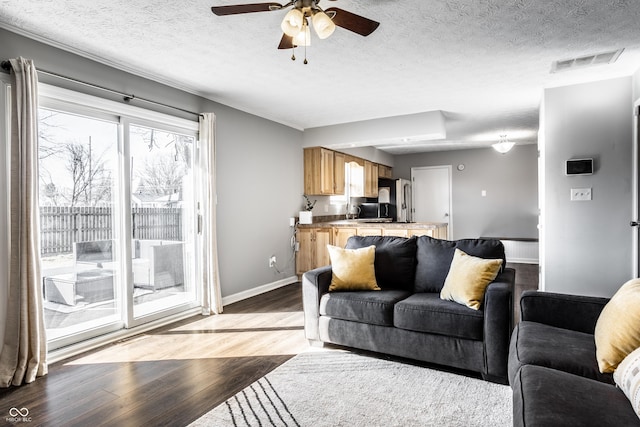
[412,166,452,238]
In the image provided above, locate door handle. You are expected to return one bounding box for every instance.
[631,221,640,227]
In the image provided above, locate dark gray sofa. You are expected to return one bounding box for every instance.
[302,235,516,384]
[509,290,640,426]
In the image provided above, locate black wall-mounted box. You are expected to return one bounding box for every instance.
[566,158,593,176]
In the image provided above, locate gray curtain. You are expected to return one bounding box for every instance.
[0,57,47,387]
[199,113,223,314]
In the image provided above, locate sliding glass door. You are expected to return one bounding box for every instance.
[38,107,123,345]
[128,123,197,319]
[38,89,201,350]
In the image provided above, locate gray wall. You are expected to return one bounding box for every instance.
[541,76,633,297]
[393,144,539,240]
[634,68,640,102]
[0,28,304,305]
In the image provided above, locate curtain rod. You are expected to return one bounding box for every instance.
[1,60,202,118]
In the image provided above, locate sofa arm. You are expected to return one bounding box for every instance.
[483,267,515,384]
[302,266,333,342]
[519,290,609,334]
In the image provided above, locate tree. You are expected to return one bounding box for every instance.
[131,126,192,200]
[63,142,112,207]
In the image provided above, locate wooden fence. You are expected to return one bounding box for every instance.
[40,206,183,256]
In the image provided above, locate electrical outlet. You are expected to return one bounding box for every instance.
[269,255,277,268]
[570,188,592,201]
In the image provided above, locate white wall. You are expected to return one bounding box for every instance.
[541,76,633,297]
[0,27,304,309]
[393,144,539,240]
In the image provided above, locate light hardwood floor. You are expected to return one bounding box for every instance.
[1,264,537,426]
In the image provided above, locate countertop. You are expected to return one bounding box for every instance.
[297,220,448,229]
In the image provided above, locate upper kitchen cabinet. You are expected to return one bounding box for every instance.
[378,164,393,179]
[364,161,379,198]
[304,147,345,195]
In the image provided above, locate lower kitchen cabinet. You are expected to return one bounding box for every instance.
[296,228,332,275]
[334,227,358,249]
[296,224,448,275]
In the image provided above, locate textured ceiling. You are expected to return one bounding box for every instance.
[1,0,640,153]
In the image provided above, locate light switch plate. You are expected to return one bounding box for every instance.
[571,188,592,201]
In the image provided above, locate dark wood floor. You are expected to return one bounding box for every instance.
[0,264,537,427]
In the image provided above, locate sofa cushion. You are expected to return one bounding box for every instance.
[512,365,640,427]
[440,248,503,310]
[345,236,417,291]
[414,236,506,293]
[508,321,614,386]
[320,290,412,327]
[394,293,484,340]
[595,278,640,373]
[326,244,379,292]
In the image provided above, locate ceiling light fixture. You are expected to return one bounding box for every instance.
[492,135,515,154]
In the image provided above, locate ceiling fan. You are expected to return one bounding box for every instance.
[211,0,380,62]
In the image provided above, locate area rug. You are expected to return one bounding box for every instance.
[189,350,512,427]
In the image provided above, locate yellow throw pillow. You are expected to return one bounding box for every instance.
[440,248,503,310]
[595,278,640,373]
[327,244,380,292]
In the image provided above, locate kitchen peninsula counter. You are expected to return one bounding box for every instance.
[295,219,448,274]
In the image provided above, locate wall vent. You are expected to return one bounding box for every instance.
[550,48,624,73]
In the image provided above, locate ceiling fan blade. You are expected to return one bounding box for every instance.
[278,34,294,49]
[211,2,283,16]
[324,7,380,36]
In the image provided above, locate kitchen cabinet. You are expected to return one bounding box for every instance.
[304,147,345,195]
[383,229,409,237]
[357,227,383,237]
[334,152,345,195]
[334,227,357,248]
[408,225,448,239]
[296,228,332,274]
[364,161,379,197]
[378,164,393,179]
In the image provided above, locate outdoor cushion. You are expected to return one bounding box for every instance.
[394,293,484,340]
[508,321,614,386]
[345,236,417,291]
[512,365,639,427]
[320,290,412,327]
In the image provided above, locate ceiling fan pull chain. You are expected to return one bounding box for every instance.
[291,46,296,61]
[303,30,308,64]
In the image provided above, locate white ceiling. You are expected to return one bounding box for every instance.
[1,0,640,154]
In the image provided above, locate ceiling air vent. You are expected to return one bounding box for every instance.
[550,48,624,73]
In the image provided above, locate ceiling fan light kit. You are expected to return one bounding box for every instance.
[211,0,379,63]
[492,135,515,154]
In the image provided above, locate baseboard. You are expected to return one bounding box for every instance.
[222,276,299,307]
[507,257,539,264]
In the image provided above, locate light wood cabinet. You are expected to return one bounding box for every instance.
[334,152,345,195]
[408,225,448,239]
[334,227,357,248]
[304,147,345,195]
[384,228,409,237]
[296,228,332,274]
[357,227,383,236]
[296,224,448,275]
[364,161,379,197]
[378,165,393,179]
